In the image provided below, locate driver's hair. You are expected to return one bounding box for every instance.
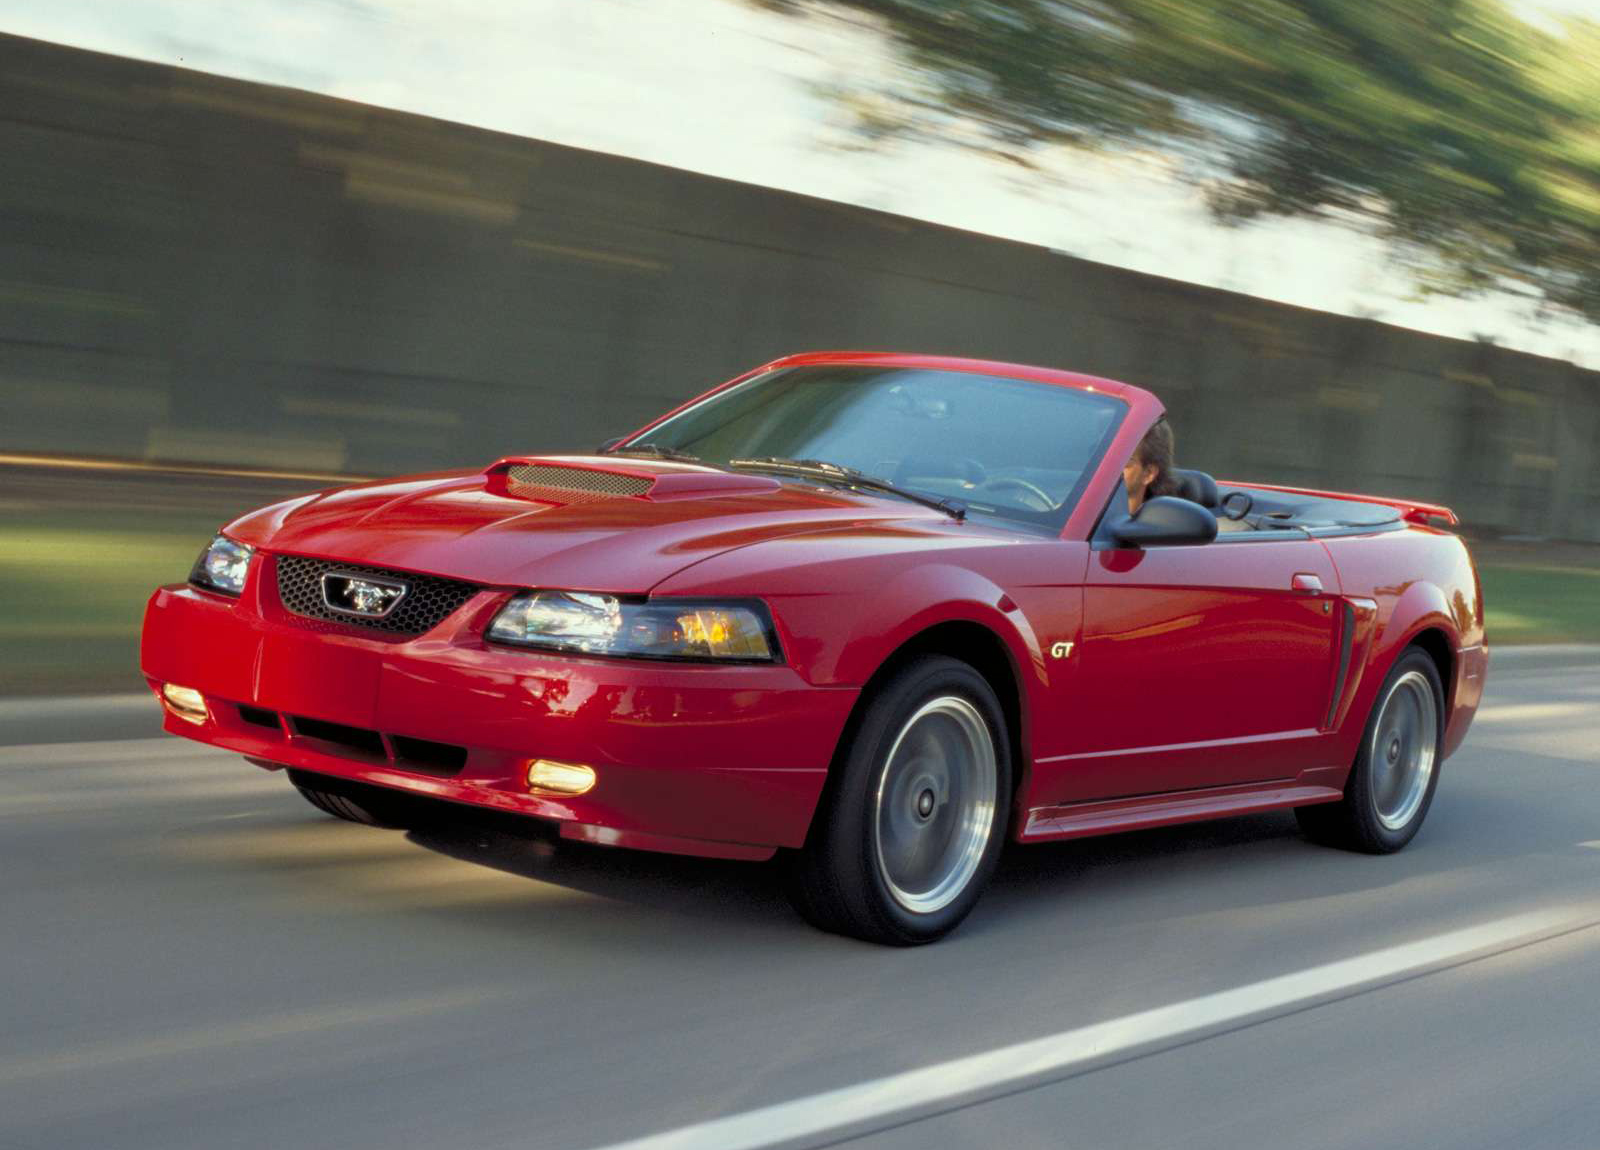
[1134,417,1180,501]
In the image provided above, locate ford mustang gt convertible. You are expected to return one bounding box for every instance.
[142,352,1487,944]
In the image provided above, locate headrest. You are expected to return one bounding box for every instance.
[1171,468,1219,508]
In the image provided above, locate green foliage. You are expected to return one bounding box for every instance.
[769,0,1600,320]
[1479,562,1600,645]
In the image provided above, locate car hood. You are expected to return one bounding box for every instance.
[225,455,956,593]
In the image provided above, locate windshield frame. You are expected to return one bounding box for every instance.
[619,362,1130,537]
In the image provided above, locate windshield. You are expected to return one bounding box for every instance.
[625,365,1126,531]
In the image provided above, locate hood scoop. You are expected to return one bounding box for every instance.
[502,460,653,499]
[485,455,781,504]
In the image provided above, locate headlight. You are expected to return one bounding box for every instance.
[487,590,779,662]
[189,535,254,597]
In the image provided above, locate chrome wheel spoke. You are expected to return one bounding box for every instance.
[873,696,996,915]
[1371,670,1438,832]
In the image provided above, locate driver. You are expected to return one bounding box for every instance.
[1122,417,1179,516]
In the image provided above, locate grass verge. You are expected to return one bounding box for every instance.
[0,524,207,695]
[1479,563,1600,647]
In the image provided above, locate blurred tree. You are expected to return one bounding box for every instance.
[1530,18,1600,318]
[757,0,1600,320]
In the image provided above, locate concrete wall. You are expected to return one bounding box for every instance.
[3,33,1595,538]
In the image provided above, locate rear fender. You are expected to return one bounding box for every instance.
[1332,579,1461,768]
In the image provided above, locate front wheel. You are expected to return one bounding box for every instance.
[289,770,433,830]
[787,655,1012,945]
[1296,647,1444,853]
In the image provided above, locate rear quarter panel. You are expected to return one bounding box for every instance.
[1320,526,1487,765]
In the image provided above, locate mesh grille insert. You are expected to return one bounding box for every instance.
[275,554,480,636]
[505,463,652,498]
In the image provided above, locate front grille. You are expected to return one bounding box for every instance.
[274,554,480,636]
[506,463,652,499]
[238,705,281,731]
[284,715,468,776]
[390,734,469,775]
[289,715,386,759]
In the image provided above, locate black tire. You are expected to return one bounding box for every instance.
[290,772,429,830]
[787,655,1012,945]
[1296,647,1444,853]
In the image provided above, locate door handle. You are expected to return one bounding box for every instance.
[1291,572,1324,594]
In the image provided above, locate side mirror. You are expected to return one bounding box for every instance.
[597,436,627,453]
[1111,496,1219,548]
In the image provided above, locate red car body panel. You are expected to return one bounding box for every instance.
[141,352,1487,860]
[143,574,849,860]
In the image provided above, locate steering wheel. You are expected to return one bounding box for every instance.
[976,476,1056,511]
[893,456,987,487]
[1220,490,1253,521]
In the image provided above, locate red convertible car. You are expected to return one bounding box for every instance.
[142,353,1487,944]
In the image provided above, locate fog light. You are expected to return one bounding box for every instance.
[526,758,596,795]
[161,683,208,724]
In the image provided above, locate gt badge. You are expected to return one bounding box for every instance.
[321,571,409,618]
[1050,641,1074,659]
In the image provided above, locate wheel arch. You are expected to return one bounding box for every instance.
[1375,580,1461,695]
[1405,626,1455,706]
[1335,598,1459,772]
[811,616,1034,846]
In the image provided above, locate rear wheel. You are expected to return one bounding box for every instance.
[1297,647,1444,853]
[787,655,1011,945]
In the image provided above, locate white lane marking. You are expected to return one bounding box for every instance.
[591,908,1596,1150]
[1473,702,1596,723]
[1580,841,1600,851]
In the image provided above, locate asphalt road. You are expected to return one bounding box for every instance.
[2,653,1597,1150]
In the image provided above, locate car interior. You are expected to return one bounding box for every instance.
[879,455,1407,541]
[1169,468,1404,537]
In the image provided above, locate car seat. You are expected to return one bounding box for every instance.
[1171,468,1219,508]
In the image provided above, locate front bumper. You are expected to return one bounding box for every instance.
[141,568,854,860]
